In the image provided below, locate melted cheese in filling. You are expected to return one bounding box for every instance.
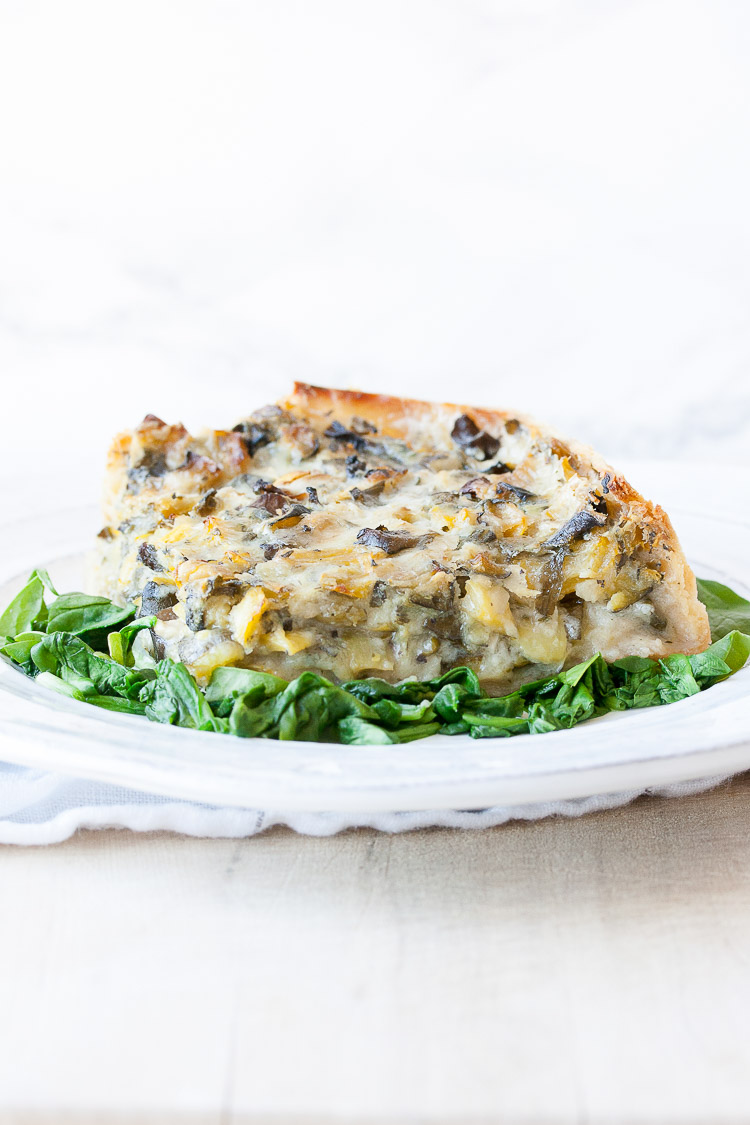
[90,398,680,688]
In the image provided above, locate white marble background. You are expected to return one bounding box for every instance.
[1,0,749,522]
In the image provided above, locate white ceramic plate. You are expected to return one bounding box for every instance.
[0,495,748,812]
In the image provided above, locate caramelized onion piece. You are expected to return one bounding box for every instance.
[356,527,436,555]
[350,481,385,506]
[541,509,606,551]
[253,488,293,515]
[232,421,274,456]
[495,482,536,503]
[139,581,178,621]
[137,543,164,572]
[536,549,567,618]
[450,414,501,461]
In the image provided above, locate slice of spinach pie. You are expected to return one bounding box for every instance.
[90,383,710,689]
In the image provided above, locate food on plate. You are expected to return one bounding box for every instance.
[0,571,748,742]
[2,387,746,745]
[89,384,710,691]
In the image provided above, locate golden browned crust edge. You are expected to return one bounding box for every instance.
[283,382,539,439]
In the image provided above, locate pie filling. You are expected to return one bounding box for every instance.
[91,389,707,689]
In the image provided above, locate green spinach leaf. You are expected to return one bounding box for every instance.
[44,593,135,650]
[371,697,436,728]
[30,632,154,699]
[205,666,287,717]
[697,578,750,641]
[34,670,87,701]
[690,630,750,686]
[338,716,397,744]
[107,617,156,667]
[0,631,47,674]
[140,660,223,732]
[88,694,148,716]
[656,654,701,704]
[0,570,51,640]
[230,672,376,741]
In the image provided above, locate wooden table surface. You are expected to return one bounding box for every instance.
[2,777,750,1125]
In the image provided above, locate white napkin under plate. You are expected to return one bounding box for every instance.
[0,762,731,845]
